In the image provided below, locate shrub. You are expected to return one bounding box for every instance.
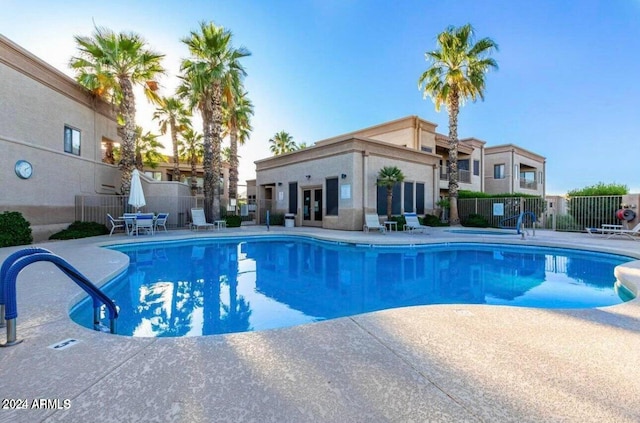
[225,215,242,228]
[390,215,406,230]
[422,214,448,227]
[0,211,33,247]
[267,213,284,226]
[49,221,109,240]
[462,213,489,227]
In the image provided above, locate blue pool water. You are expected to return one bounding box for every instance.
[70,237,635,337]
[446,229,514,235]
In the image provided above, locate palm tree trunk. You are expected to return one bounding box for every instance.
[118,77,137,196]
[211,81,223,221]
[387,187,393,221]
[447,91,460,225]
[170,120,180,181]
[190,155,198,196]
[229,121,238,206]
[201,104,215,222]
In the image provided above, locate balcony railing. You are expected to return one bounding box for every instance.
[440,169,471,184]
[520,179,537,190]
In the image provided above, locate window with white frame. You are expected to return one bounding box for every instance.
[494,164,505,179]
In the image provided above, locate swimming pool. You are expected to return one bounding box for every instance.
[446,229,514,235]
[70,237,635,337]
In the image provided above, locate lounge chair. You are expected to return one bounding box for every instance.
[134,213,155,236]
[107,214,125,236]
[363,214,386,234]
[190,208,216,231]
[154,213,169,233]
[586,222,640,240]
[404,212,429,234]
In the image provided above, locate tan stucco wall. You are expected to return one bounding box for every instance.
[1,36,120,241]
[256,138,438,230]
[484,147,545,196]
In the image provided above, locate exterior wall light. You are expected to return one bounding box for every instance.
[341,173,347,179]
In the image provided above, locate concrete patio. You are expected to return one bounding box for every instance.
[1,227,639,422]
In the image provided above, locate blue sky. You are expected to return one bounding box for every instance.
[2,0,639,194]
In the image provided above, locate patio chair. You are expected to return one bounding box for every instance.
[134,213,155,236]
[190,208,216,231]
[123,213,137,235]
[363,214,386,234]
[586,222,640,240]
[106,214,125,236]
[403,212,429,234]
[154,213,169,233]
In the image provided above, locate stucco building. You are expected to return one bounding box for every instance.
[255,116,546,230]
[1,35,122,239]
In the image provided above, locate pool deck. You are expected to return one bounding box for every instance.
[1,227,640,422]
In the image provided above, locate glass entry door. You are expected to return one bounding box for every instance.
[303,188,323,226]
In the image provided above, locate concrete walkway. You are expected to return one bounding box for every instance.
[1,227,639,422]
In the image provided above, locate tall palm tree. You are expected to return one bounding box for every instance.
[135,127,166,170]
[269,131,296,155]
[223,90,254,206]
[179,22,250,222]
[376,166,405,222]
[418,24,498,225]
[178,127,204,196]
[153,96,191,181]
[70,26,165,195]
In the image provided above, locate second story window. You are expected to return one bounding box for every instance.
[473,160,480,176]
[64,126,81,156]
[494,164,505,179]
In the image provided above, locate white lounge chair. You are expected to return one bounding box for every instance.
[586,222,640,240]
[190,208,216,231]
[404,212,429,234]
[106,214,125,236]
[363,214,386,234]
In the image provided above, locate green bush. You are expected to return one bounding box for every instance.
[49,221,109,240]
[225,215,242,228]
[267,213,285,226]
[389,215,407,230]
[422,214,449,227]
[567,182,628,196]
[0,211,33,247]
[462,213,489,227]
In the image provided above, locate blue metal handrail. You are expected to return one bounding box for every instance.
[1,249,118,347]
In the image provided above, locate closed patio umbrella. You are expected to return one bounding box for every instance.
[128,169,146,212]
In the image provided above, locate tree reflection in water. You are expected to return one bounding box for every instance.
[72,239,631,337]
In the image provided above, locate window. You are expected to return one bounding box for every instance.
[376,181,401,216]
[404,182,414,213]
[494,164,505,179]
[420,146,433,153]
[326,178,339,216]
[144,171,162,181]
[64,126,81,155]
[288,182,298,214]
[416,183,425,214]
[458,159,470,171]
[473,160,480,176]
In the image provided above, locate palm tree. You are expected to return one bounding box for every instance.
[179,22,250,222]
[376,166,405,221]
[153,96,191,181]
[70,26,165,195]
[222,90,253,205]
[418,24,498,225]
[296,141,309,150]
[178,128,204,196]
[269,131,296,155]
[135,127,166,170]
